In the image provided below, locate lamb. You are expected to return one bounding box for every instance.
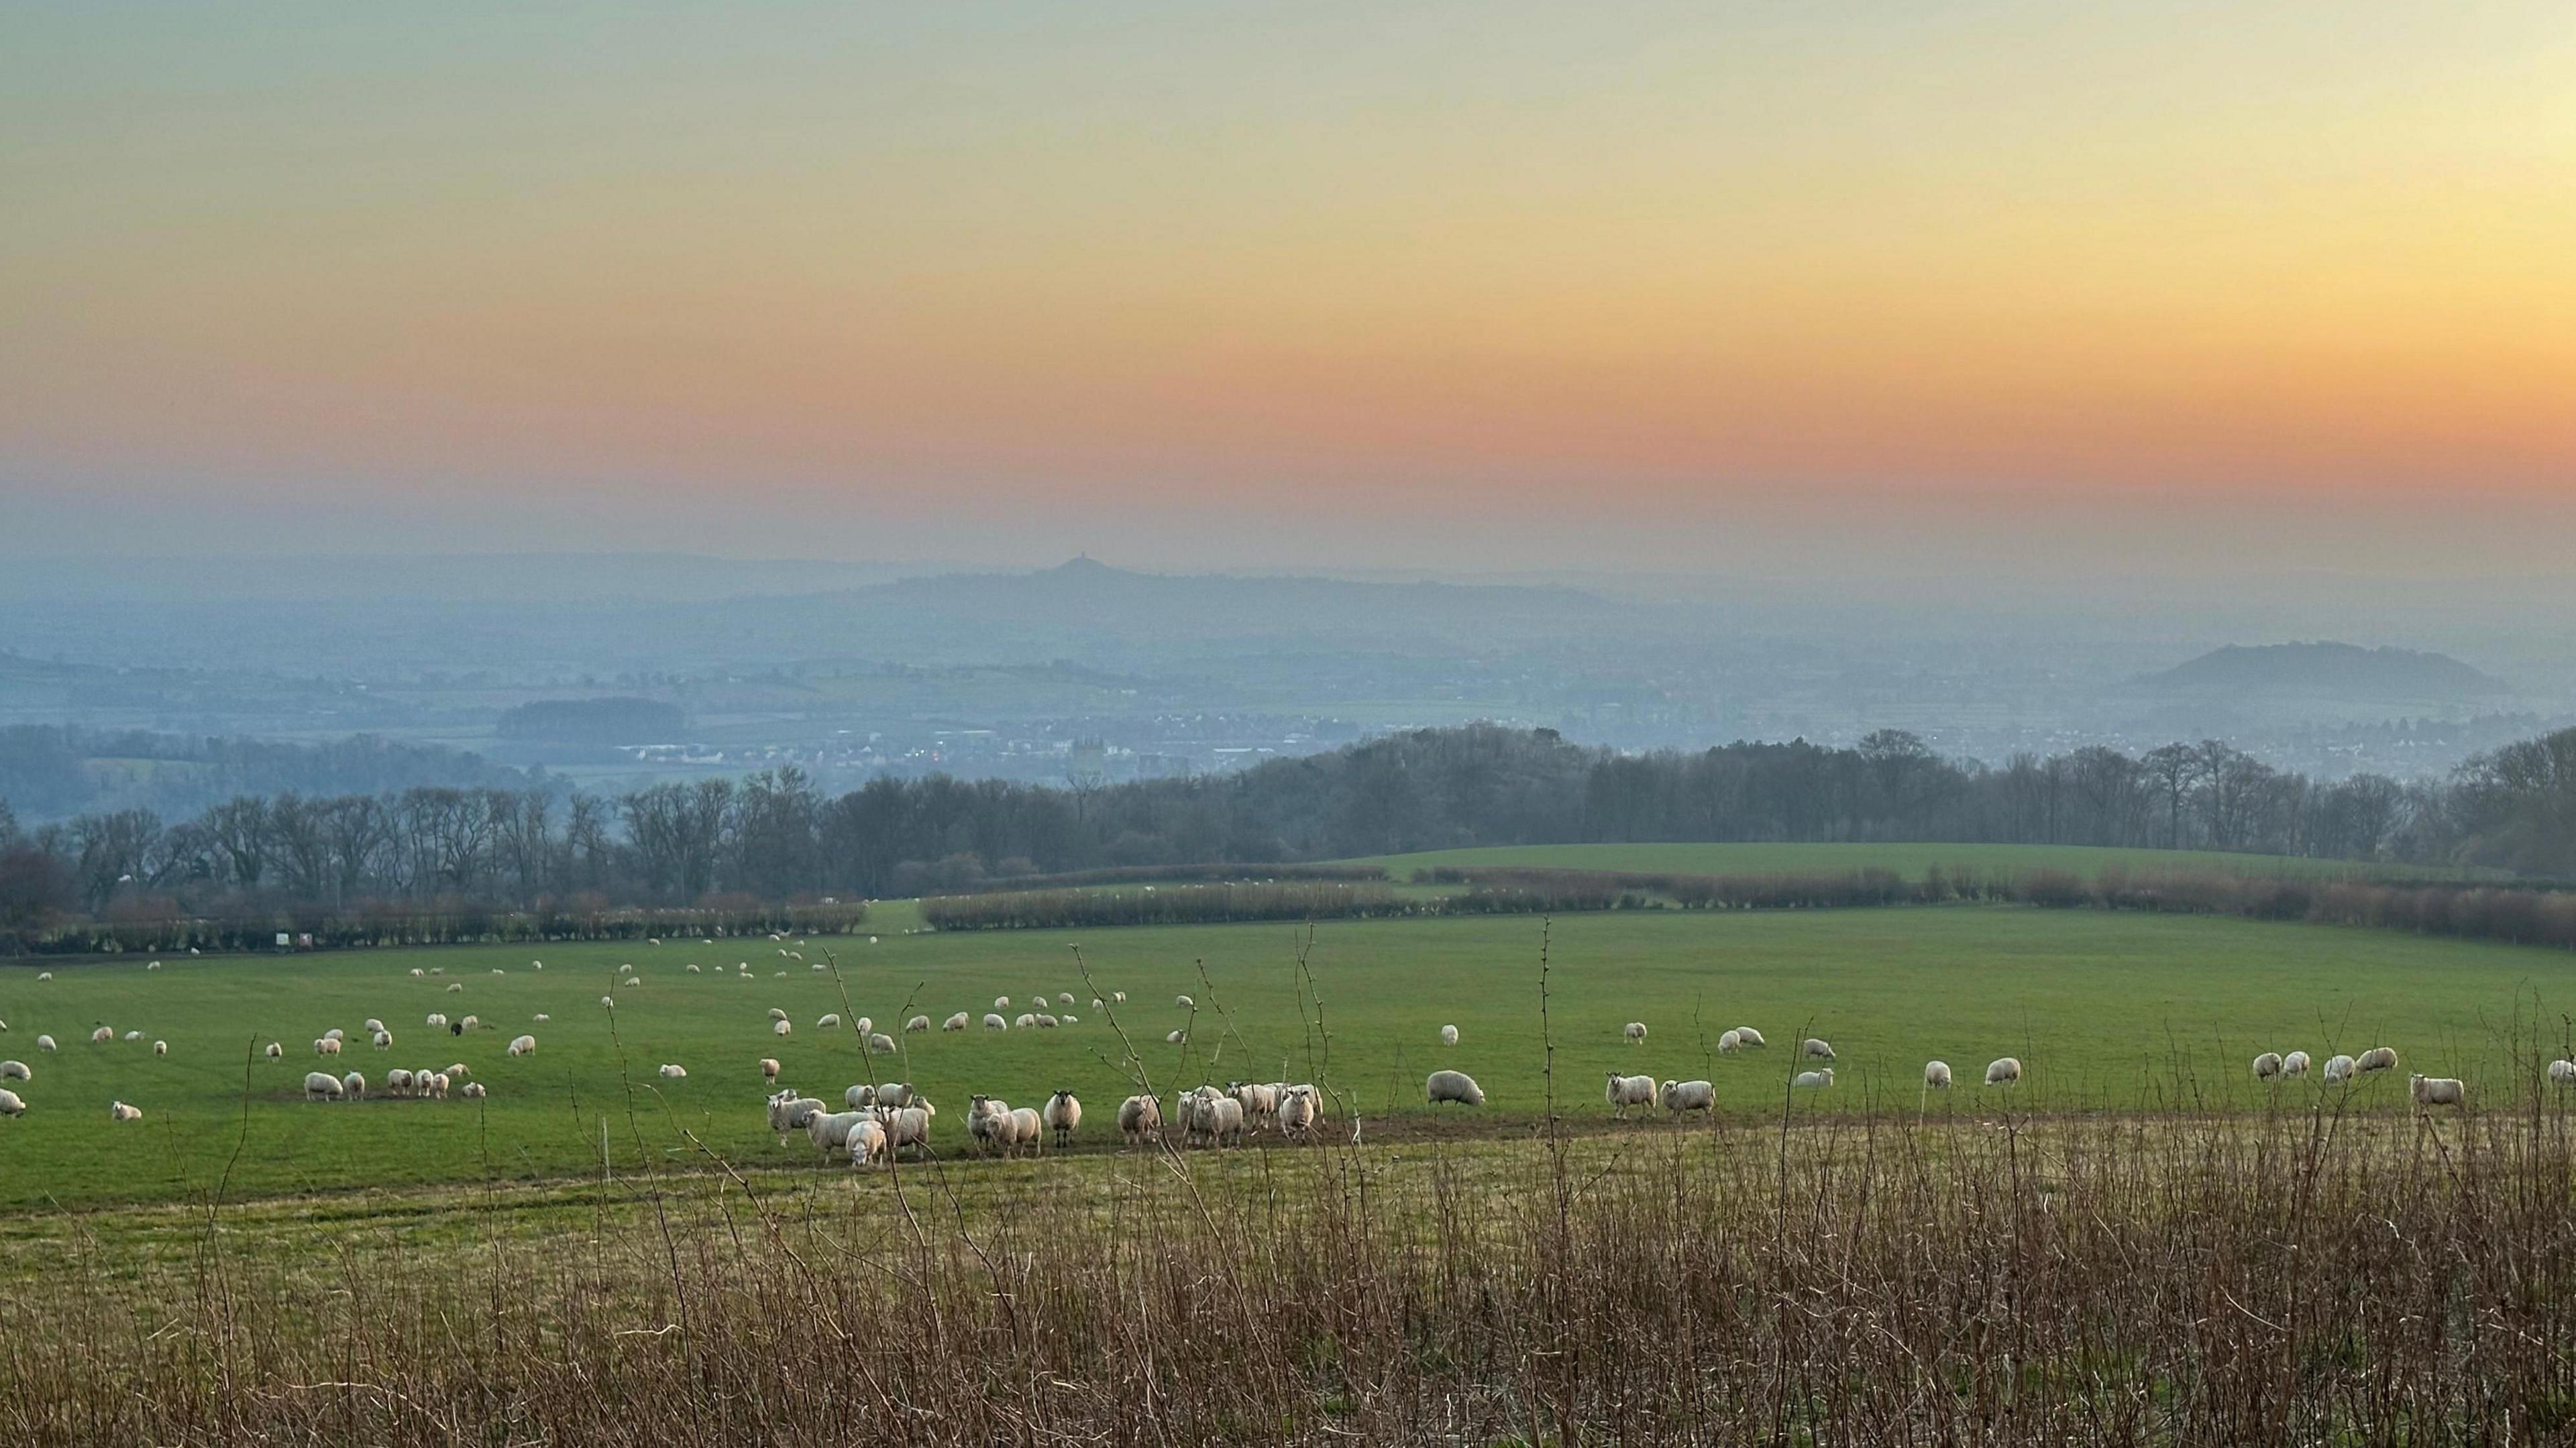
[0,1061,27,1082]
[507,1034,537,1057]
[818,1013,841,1030]
[1924,1060,1952,1089]
[1061,1013,1079,1024]
[1624,1021,1648,1045]
[2323,1054,2357,1083]
[658,1064,688,1079]
[985,1013,1008,1031]
[110,1101,144,1121]
[1426,1070,1485,1107]
[1719,1029,1743,1054]
[2282,1051,2312,1078]
[906,1015,932,1033]
[945,1012,971,1032]
[1802,1038,1835,1061]
[1793,1068,1835,1089]
[305,1071,343,1101]
[2357,1047,2399,1075]
[2550,1059,2576,1085]
[1603,1071,1656,1118]
[2253,1052,2284,1081]
[1118,1093,1163,1145]
[1440,1024,1459,1046]
[2410,1074,2465,1107]
[868,1032,897,1054]
[0,1089,25,1117]
[1984,1057,2023,1087]
[1277,1084,1319,1136]
[1660,1078,1715,1113]
[341,1071,366,1099]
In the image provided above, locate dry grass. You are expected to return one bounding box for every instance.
[7,1086,2576,1445]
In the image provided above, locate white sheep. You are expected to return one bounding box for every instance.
[460,1081,487,1099]
[122,1030,142,1043]
[1033,1013,1058,1029]
[1426,1069,1485,1107]
[767,1091,826,1135]
[459,1016,479,1032]
[315,1037,342,1057]
[341,1071,365,1099]
[1015,1013,1035,1029]
[151,1039,167,1056]
[1802,1038,1835,1061]
[386,1068,414,1096]
[853,1017,872,1036]
[507,1034,537,1057]
[2282,1051,2312,1078]
[91,1026,114,1044]
[599,996,615,1010]
[0,1088,25,1117]
[968,1095,1014,1154]
[110,1101,144,1121]
[443,1062,470,1080]
[1007,1105,1046,1156]
[1924,1060,1952,1089]
[1278,1084,1319,1136]
[868,1032,897,1053]
[818,1013,841,1030]
[2253,1052,2284,1081]
[1603,1071,1656,1118]
[2323,1054,2357,1083]
[36,972,51,982]
[372,1031,392,1050]
[1062,1013,1079,1024]
[1175,994,1194,1009]
[2410,1074,2464,1107]
[761,1057,782,1082]
[1165,1029,1186,1044]
[906,1015,932,1033]
[876,1104,933,1158]
[985,1013,1008,1032]
[772,1019,792,1038]
[806,1108,869,1154]
[2357,1047,2398,1075]
[363,1018,384,1034]
[410,968,425,978]
[0,1060,28,1082]
[425,1072,450,1098]
[36,1035,56,1053]
[1984,1057,2022,1087]
[1719,1029,1743,1054]
[1624,1021,1648,1045]
[1113,991,1127,1003]
[446,983,463,993]
[945,1012,971,1032]
[1057,992,1075,1006]
[658,1064,688,1079]
[1038,1089,1083,1148]
[846,1084,877,1109]
[1793,1068,1834,1089]
[767,1007,789,1023]
[1660,1078,1715,1113]
[873,1082,916,1108]
[2549,1059,2576,1085]
[1735,1027,1766,1048]
[425,1013,447,1028]
[687,963,701,973]
[1228,1080,1282,1129]
[1440,1024,1459,1046]
[305,1071,343,1101]
[1118,1093,1163,1145]
[994,996,1011,1010]
[845,1117,889,1166]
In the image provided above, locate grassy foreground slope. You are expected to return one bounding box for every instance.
[2,905,2571,1209]
[1344,840,2478,881]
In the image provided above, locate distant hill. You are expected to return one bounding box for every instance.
[2138,643,2510,703]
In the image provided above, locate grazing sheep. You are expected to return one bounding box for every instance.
[410,968,425,978]
[148,960,160,970]
[994,996,1011,1010]
[443,1062,470,1080]
[1091,998,1104,1011]
[1719,1029,1743,1054]
[0,1060,28,1082]
[386,1068,414,1096]
[875,1104,934,1158]
[446,983,463,993]
[1015,1013,1036,1029]
[315,1037,341,1057]
[363,1018,384,1034]
[507,1035,537,1057]
[687,963,701,973]
[818,1013,841,1030]
[767,1008,789,1023]
[152,1039,168,1057]
[658,1064,688,1079]
[1033,1014,1058,1029]
[772,1019,792,1038]
[985,1013,1008,1032]
[122,1030,141,1043]
[765,1091,823,1135]
[906,1015,931,1033]
[425,1013,447,1028]
[531,1013,548,1023]
[1061,1013,1079,1024]
[944,1012,971,1032]
[37,1036,56,1053]
[460,1082,486,1099]
[2282,1051,2312,1078]
[1793,1068,1835,1089]
[845,1117,888,1166]
[1802,1038,1835,1061]
[341,1072,365,1099]
[1118,1093,1163,1145]
[761,1057,782,1082]
[2357,1047,2398,1075]
[1660,1078,1715,1113]
[2550,1059,2576,1085]
[1735,1027,1767,1048]
[0,1089,25,1117]
[599,997,615,1010]
[1175,994,1194,1009]
[371,1031,392,1050]
[91,1026,114,1044]
[868,1032,897,1054]
[36,972,52,982]
[2410,1074,2465,1107]
[1040,1090,1083,1148]
[2323,1054,2357,1083]
[459,1016,479,1032]
[426,1073,450,1099]
[1924,1060,1952,1089]
[1278,1084,1319,1136]
[1984,1058,2022,1087]
[1426,1070,1485,1107]
[1165,1029,1186,1044]
[1113,991,1128,1003]
[854,1017,872,1036]
[1057,992,1075,1006]
[2253,1052,2284,1081]
[305,1071,343,1101]
[111,1100,144,1121]
[1624,1021,1648,1045]
[1440,1024,1460,1046]
[1604,1072,1656,1118]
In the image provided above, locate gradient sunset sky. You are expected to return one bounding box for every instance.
[5,2,2571,575]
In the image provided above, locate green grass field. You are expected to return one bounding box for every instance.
[4,904,2573,1209]
[1342,840,2480,881]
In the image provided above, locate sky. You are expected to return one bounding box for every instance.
[4,1,2573,579]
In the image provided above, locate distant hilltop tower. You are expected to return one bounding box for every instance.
[1068,738,1108,791]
